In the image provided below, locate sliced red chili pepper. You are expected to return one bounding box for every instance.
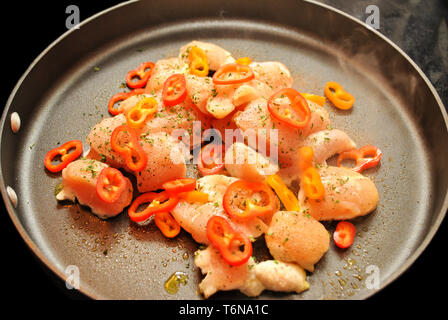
[223,180,277,219]
[155,211,181,238]
[267,88,311,129]
[128,191,179,224]
[337,145,382,173]
[212,63,255,85]
[197,143,225,176]
[110,125,148,172]
[126,62,155,89]
[162,74,187,107]
[333,221,356,249]
[206,216,252,266]
[162,178,196,195]
[96,167,127,203]
[108,88,145,116]
[44,140,83,173]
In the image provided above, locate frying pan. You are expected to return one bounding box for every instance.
[1,0,447,300]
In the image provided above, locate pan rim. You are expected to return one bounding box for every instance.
[1,0,447,300]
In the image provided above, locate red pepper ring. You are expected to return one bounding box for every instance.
[337,145,382,173]
[267,88,311,129]
[154,211,181,238]
[96,167,127,203]
[126,62,155,89]
[333,221,356,249]
[197,143,225,176]
[110,125,148,172]
[206,216,253,266]
[108,89,145,115]
[162,74,187,107]
[128,191,179,224]
[44,140,83,173]
[212,63,255,85]
[223,180,277,219]
[162,178,196,195]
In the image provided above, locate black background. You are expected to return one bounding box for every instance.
[0,0,446,310]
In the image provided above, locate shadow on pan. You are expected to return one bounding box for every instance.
[0,0,447,299]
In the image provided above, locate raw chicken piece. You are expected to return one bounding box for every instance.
[136,132,186,192]
[86,114,128,168]
[253,260,309,294]
[195,247,309,298]
[56,159,133,219]
[170,175,271,244]
[265,211,330,272]
[195,246,262,299]
[299,129,357,165]
[277,129,356,186]
[144,57,188,94]
[179,40,235,71]
[225,142,278,183]
[234,98,331,167]
[185,74,214,115]
[298,166,379,221]
[250,61,293,91]
[206,80,273,119]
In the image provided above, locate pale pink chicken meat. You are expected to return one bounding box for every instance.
[144,57,188,94]
[86,114,128,168]
[234,98,331,167]
[170,175,274,244]
[56,159,133,219]
[250,61,293,91]
[136,132,186,193]
[298,166,379,221]
[224,142,279,183]
[195,247,310,298]
[265,211,330,272]
[179,40,236,71]
[277,129,357,186]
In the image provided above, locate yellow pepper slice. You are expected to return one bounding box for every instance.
[298,146,314,174]
[235,57,252,66]
[126,97,158,128]
[301,167,325,200]
[188,46,209,77]
[324,81,355,110]
[300,93,326,106]
[266,174,300,212]
[178,190,209,203]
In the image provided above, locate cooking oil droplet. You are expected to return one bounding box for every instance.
[335,270,342,277]
[182,252,189,260]
[164,272,188,294]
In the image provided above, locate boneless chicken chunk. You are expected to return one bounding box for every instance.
[249,61,293,91]
[56,159,133,219]
[145,57,188,94]
[298,166,379,221]
[253,260,309,294]
[265,211,330,272]
[194,246,263,299]
[234,98,331,167]
[170,175,269,244]
[136,132,186,193]
[86,114,128,168]
[225,142,279,183]
[179,40,235,71]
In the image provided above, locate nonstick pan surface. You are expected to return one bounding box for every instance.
[1,0,447,300]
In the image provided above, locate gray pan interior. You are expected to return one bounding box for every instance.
[1,0,447,300]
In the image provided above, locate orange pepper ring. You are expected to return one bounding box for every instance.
[324,82,355,110]
[154,211,181,238]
